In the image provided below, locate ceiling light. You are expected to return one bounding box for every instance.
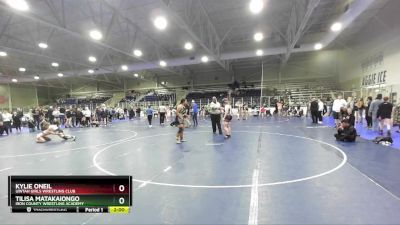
[254,32,264,42]
[330,22,342,32]
[88,56,97,62]
[57,73,63,77]
[6,0,29,11]
[38,42,48,49]
[201,56,209,63]
[88,69,94,74]
[34,76,40,80]
[184,42,193,50]
[12,78,18,82]
[161,81,165,85]
[121,65,128,71]
[249,0,264,14]
[154,16,168,30]
[51,62,59,67]
[19,67,26,72]
[0,51,7,56]
[159,60,167,67]
[256,49,263,56]
[314,43,323,50]
[133,49,143,57]
[134,73,139,77]
[89,30,103,40]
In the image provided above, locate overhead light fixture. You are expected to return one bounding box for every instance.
[51,62,59,67]
[121,65,128,71]
[88,69,94,74]
[57,73,64,77]
[134,73,139,77]
[249,0,264,14]
[89,30,103,40]
[0,51,7,57]
[133,49,143,57]
[184,42,193,50]
[159,60,167,67]
[254,32,264,42]
[34,75,40,80]
[161,81,165,85]
[330,22,342,32]
[88,56,97,62]
[12,78,18,82]
[19,67,26,72]
[38,42,48,49]
[201,56,209,63]
[6,0,29,11]
[314,43,323,50]
[154,16,168,30]
[256,49,263,56]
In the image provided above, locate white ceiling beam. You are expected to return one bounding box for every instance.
[160,0,230,73]
[281,0,321,69]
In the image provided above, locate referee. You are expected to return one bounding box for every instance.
[209,96,222,135]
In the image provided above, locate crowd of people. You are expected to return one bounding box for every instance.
[0,92,397,146]
[329,94,395,142]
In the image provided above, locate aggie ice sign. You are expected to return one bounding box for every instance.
[361,70,387,87]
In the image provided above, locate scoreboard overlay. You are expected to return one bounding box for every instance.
[8,176,132,213]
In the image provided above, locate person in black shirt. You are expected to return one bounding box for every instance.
[335,119,357,142]
[377,96,393,136]
[310,98,319,124]
[365,96,373,129]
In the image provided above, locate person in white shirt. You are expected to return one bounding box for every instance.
[223,98,232,138]
[332,95,347,127]
[209,96,222,135]
[83,107,91,127]
[2,111,12,134]
[158,105,166,125]
[318,99,324,124]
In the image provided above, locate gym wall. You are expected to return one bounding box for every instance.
[338,0,400,103]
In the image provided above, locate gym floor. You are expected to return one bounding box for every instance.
[0,116,399,224]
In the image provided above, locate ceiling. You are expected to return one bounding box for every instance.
[0,0,392,87]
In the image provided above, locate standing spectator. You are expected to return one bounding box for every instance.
[71,106,77,127]
[2,110,12,134]
[136,107,141,119]
[318,99,324,124]
[310,98,319,124]
[146,105,153,128]
[65,108,72,128]
[59,106,66,126]
[377,96,393,136]
[12,111,22,133]
[52,107,60,124]
[33,107,41,130]
[176,99,188,144]
[355,97,365,123]
[223,98,232,139]
[47,106,54,124]
[158,104,166,125]
[191,100,198,127]
[0,111,6,135]
[75,108,83,127]
[368,94,383,132]
[332,95,347,127]
[209,96,223,135]
[365,96,373,129]
[83,107,91,127]
[128,108,135,120]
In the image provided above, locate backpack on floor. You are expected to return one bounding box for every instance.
[373,136,393,145]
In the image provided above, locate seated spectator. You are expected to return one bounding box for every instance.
[334,119,357,142]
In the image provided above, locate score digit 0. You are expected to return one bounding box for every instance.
[118,185,125,192]
[119,197,125,205]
